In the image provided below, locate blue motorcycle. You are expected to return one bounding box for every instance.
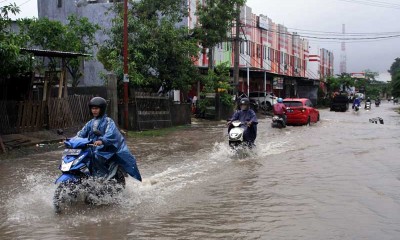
[54,131,126,213]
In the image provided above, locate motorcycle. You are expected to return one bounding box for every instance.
[228,120,254,149]
[365,101,371,110]
[375,100,381,107]
[271,115,286,128]
[53,131,126,213]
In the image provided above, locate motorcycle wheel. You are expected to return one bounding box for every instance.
[86,168,126,204]
[53,182,79,214]
[110,168,126,193]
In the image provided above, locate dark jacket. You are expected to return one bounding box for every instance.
[230,109,258,143]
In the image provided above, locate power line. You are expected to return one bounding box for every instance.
[18,0,32,7]
[241,18,400,36]
[239,24,400,41]
[335,0,400,9]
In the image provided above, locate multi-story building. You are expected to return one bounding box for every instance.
[207,5,334,102]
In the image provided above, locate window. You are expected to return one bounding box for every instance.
[263,46,267,60]
[240,42,244,54]
[268,48,272,61]
[57,0,62,8]
[283,101,303,107]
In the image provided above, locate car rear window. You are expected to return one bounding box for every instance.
[283,101,303,107]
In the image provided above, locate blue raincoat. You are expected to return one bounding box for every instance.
[229,109,258,143]
[353,98,361,108]
[77,115,142,181]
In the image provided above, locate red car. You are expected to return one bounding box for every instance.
[283,98,320,125]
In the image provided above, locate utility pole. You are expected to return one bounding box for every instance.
[340,24,347,74]
[123,0,129,129]
[233,3,241,88]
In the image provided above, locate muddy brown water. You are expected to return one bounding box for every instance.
[1,102,400,239]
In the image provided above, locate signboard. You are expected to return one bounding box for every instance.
[273,77,284,89]
[258,15,269,30]
[351,73,365,79]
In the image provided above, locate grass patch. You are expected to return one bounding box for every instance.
[127,125,189,138]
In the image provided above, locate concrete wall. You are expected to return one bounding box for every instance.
[38,0,116,87]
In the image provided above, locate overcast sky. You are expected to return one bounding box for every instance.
[247,0,400,81]
[2,0,399,81]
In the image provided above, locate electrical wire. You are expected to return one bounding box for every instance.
[237,23,400,41]
[240,18,400,37]
[334,0,400,9]
[18,0,32,7]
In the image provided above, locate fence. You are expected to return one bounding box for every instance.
[0,95,93,134]
[134,92,172,131]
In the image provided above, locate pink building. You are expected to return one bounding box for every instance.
[194,4,334,103]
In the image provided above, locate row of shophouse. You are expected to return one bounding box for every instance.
[37,0,334,105]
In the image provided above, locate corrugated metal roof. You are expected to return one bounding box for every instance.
[20,48,91,58]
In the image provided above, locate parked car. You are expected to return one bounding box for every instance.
[283,98,320,126]
[330,94,349,112]
[249,91,276,111]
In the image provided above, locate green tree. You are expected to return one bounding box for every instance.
[98,0,200,95]
[326,73,354,96]
[389,58,400,97]
[195,0,246,69]
[0,4,31,81]
[389,58,400,77]
[198,62,233,112]
[19,15,99,87]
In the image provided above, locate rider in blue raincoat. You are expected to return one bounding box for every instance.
[227,98,258,145]
[76,97,142,181]
[352,96,361,109]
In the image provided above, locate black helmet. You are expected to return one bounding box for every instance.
[240,98,250,105]
[89,97,107,116]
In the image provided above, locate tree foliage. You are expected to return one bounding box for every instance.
[98,0,201,94]
[326,73,354,94]
[19,15,100,87]
[389,58,400,97]
[195,0,246,69]
[198,62,233,112]
[0,4,31,80]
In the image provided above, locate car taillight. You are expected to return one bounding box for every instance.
[299,108,306,112]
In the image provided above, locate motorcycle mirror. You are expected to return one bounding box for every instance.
[93,130,102,136]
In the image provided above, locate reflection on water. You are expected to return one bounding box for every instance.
[1,103,400,239]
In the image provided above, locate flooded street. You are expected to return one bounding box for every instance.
[1,102,400,240]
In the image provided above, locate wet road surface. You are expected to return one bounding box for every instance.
[1,102,400,239]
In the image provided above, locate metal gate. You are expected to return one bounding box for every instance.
[134,92,172,130]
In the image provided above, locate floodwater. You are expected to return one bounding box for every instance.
[1,101,400,240]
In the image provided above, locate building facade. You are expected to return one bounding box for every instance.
[38,0,117,86]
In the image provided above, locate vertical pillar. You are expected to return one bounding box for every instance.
[247,67,250,97]
[107,73,118,122]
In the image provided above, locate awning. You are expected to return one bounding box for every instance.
[20,48,91,58]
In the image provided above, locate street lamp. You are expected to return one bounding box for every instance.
[76,0,129,130]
